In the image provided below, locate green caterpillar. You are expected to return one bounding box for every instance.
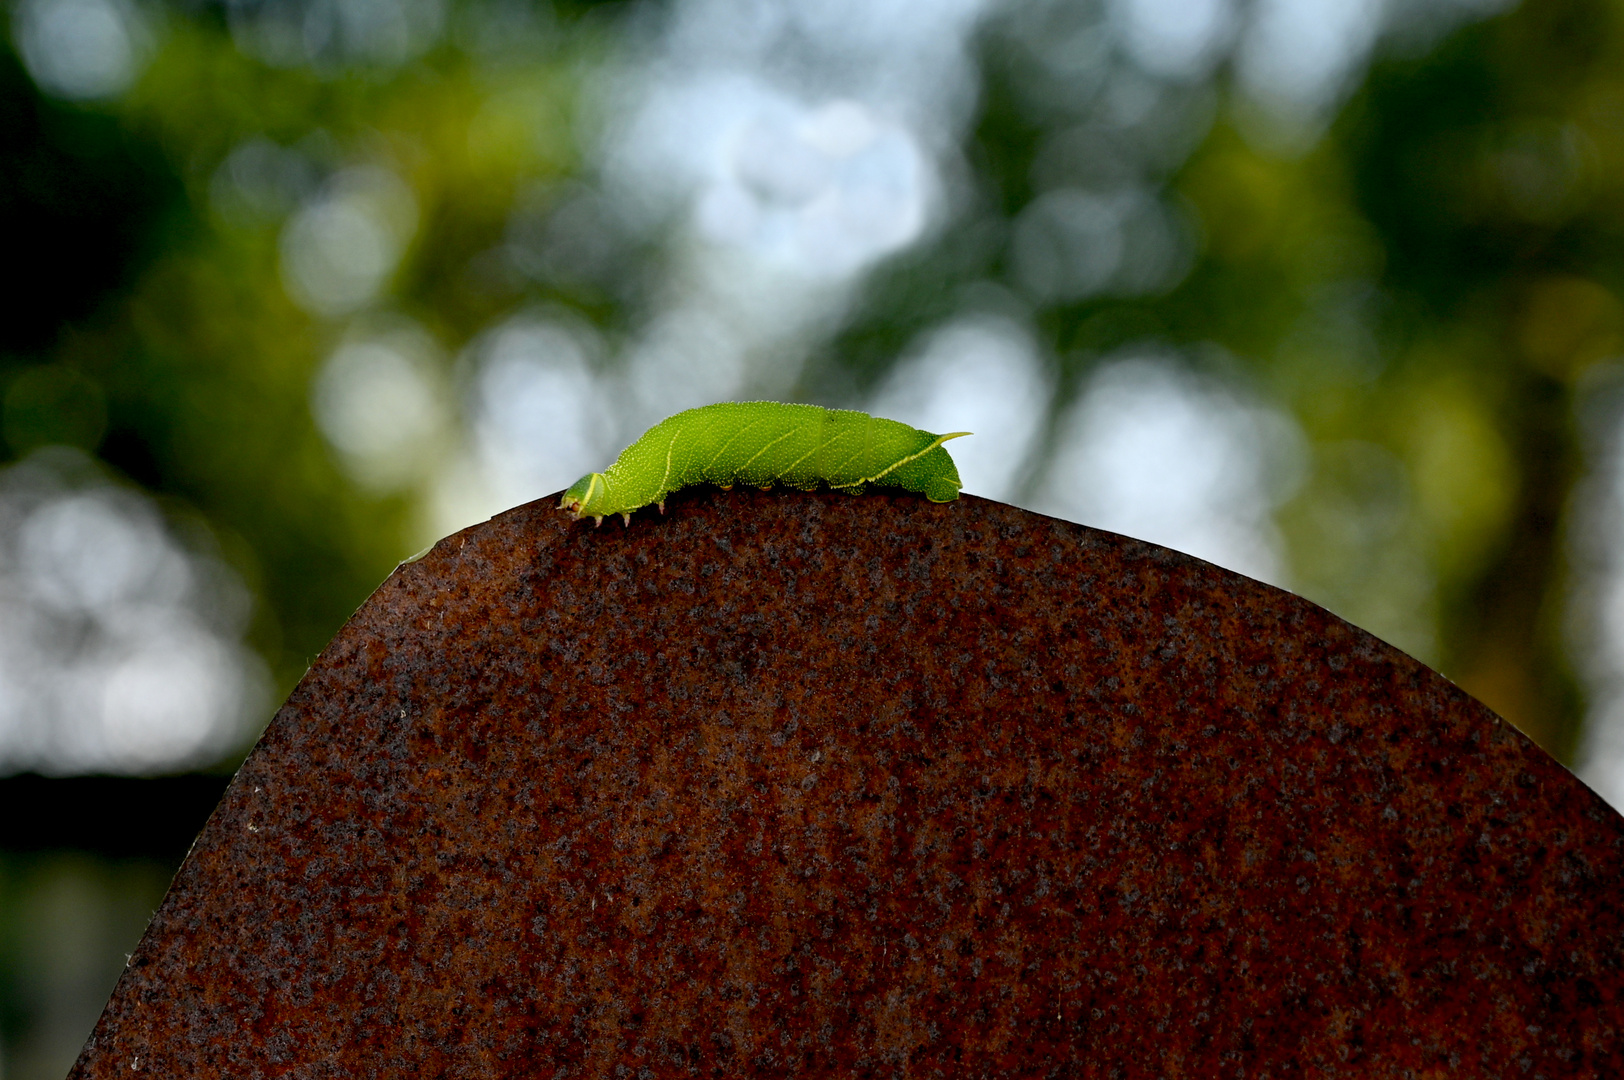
[560,402,970,525]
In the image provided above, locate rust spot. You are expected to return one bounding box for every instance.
[70,490,1624,1077]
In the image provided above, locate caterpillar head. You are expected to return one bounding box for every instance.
[559,473,607,526]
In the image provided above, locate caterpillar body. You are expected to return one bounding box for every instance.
[560,402,970,525]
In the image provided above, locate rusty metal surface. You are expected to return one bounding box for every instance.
[70,490,1624,1078]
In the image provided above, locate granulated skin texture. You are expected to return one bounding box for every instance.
[70,490,1624,1078]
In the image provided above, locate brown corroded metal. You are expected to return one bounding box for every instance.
[70,490,1624,1078]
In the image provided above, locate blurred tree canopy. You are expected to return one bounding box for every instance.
[3,1,593,710]
[2,0,1623,775]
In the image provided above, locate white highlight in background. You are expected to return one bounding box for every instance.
[1573,387,1624,812]
[14,0,150,100]
[1111,0,1234,81]
[867,314,1051,501]
[613,79,932,279]
[0,452,267,774]
[312,319,451,492]
[280,166,418,318]
[623,307,750,424]
[462,312,616,514]
[1237,0,1383,119]
[1034,354,1303,584]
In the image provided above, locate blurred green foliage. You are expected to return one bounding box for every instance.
[4,4,590,691]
